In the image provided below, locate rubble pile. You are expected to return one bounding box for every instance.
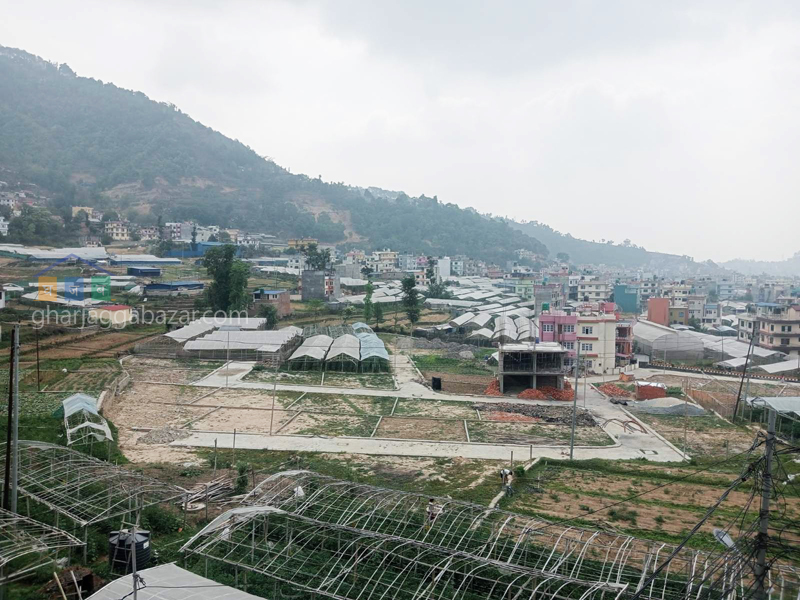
[538,386,574,401]
[597,383,632,397]
[517,388,547,400]
[137,427,191,444]
[474,402,594,425]
[483,379,503,396]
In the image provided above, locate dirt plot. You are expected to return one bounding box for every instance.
[377,417,468,442]
[124,357,225,385]
[192,407,294,433]
[646,374,800,398]
[48,370,120,391]
[245,369,323,386]
[36,332,158,360]
[322,372,396,390]
[295,393,395,415]
[634,413,756,458]
[285,413,378,437]
[393,399,477,419]
[468,421,612,446]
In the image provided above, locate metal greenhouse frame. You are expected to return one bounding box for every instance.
[0,507,83,584]
[241,470,761,600]
[288,335,333,371]
[181,505,629,600]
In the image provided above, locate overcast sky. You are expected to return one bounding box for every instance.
[2,1,799,262]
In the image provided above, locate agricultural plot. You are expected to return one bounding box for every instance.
[633,412,755,459]
[376,416,468,442]
[293,393,394,415]
[467,421,613,446]
[506,459,800,551]
[393,398,477,419]
[244,368,323,385]
[286,413,379,437]
[124,357,225,385]
[322,371,395,390]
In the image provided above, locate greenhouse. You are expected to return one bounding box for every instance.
[60,393,113,446]
[633,320,704,361]
[324,334,361,372]
[241,470,793,600]
[357,332,390,372]
[287,335,333,370]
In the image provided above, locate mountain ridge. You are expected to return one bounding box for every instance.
[0,44,717,271]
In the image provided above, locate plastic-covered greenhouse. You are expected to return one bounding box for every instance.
[324,334,361,372]
[287,335,333,370]
[357,332,390,372]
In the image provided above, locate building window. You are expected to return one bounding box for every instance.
[581,342,593,352]
[782,338,790,346]
[563,342,574,350]
[585,360,593,369]
[542,323,554,332]
[564,324,575,333]
[581,326,593,335]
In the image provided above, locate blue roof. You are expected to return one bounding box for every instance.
[756,302,783,307]
[257,289,286,295]
[147,280,203,287]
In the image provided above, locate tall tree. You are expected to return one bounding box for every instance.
[204,245,249,313]
[374,302,384,328]
[363,282,374,323]
[401,274,421,328]
[258,303,279,329]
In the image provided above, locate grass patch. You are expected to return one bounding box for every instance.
[411,354,493,375]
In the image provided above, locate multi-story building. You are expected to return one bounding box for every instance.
[755,302,800,357]
[538,311,578,367]
[577,275,610,302]
[450,256,466,277]
[717,276,737,301]
[576,303,618,374]
[368,249,398,274]
[288,237,318,249]
[738,312,756,342]
[701,303,721,328]
[397,254,418,271]
[663,283,691,305]
[638,278,660,305]
[613,283,640,314]
[251,288,292,318]
[0,216,8,237]
[616,320,634,366]
[669,306,689,326]
[104,221,130,241]
[137,226,160,241]
[406,270,429,287]
[435,256,451,281]
[647,297,670,327]
[687,295,706,325]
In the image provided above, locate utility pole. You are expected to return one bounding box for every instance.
[2,327,15,510]
[569,342,581,460]
[35,327,41,392]
[225,329,230,388]
[754,408,777,600]
[130,519,139,600]
[9,325,18,513]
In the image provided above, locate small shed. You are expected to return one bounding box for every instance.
[127,266,161,277]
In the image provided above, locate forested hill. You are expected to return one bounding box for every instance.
[0,45,547,264]
[510,220,702,270]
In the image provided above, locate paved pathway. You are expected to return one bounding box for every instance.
[173,358,686,462]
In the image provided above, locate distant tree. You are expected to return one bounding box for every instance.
[100,233,113,245]
[208,234,218,242]
[154,239,173,257]
[374,301,384,328]
[218,230,231,243]
[101,210,118,223]
[427,280,452,299]
[342,305,355,324]
[556,252,570,262]
[361,265,373,278]
[191,224,197,248]
[401,274,421,328]
[257,303,279,329]
[302,243,332,271]
[425,256,436,283]
[363,282,374,323]
[708,290,719,303]
[688,317,702,331]
[204,244,249,313]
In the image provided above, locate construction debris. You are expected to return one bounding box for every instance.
[473,403,594,426]
[137,427,192,445]
[538,386,574,401]
[517,388,547,400]
[483,379,503,396]
[597,383,632,397]
[181,476,235,504]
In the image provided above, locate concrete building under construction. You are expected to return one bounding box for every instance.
[497,341,568,393]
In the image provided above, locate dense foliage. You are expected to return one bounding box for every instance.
[204,245,250,312]
[0,45,548,263]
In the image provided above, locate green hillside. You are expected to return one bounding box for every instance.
[0,45,547,264]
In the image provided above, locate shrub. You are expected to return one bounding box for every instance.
[235,462,250,494]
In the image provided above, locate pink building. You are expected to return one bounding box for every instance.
[647,298,670,327]
[538,310,578,365]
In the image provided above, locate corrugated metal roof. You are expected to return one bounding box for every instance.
[747,396,800,413]
[468,327,493,339]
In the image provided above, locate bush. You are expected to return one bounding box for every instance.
[140,506,182,534]
[607,507,638,525]
[235,462,250,494]
[252,364,266,372]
